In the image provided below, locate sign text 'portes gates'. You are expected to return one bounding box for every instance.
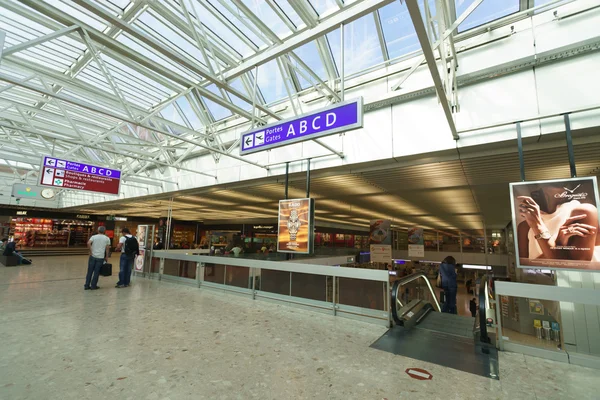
[239,98,363,156]
[39,156,121,195]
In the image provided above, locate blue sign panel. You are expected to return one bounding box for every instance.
[240,98,363,155]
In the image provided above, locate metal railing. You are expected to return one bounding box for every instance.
[151,250,391,327]
[391,272,441,325]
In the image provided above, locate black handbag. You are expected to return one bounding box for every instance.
[100,262,112,277]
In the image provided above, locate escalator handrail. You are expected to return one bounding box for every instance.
[391,272,441,324]
[477,274,491,344]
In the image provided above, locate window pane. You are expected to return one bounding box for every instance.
[239,0,292,39]
[227,78,253,111]
[455,0,520,32]
[204,84,233,121]
[327,15,385,77]
[291,40,328,89]
[378,1,420,60]
[308,0,339,16]
[203,0,265,48]
[273,0,306,30]
[257,60,287,104]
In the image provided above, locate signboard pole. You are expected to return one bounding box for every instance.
[516,122,525,182]
[0,30,5,64]
[564,114,577,178]
[306,159,311,197]
[284,162,289,200]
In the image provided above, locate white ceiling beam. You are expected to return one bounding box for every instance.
[17,0,271,123]
[2,25,81,58]
[0,72,268,170]
[0,122,217,179]
[223,0,396,80]
[405,0,459,140]
[391,0,484,90]
[68,0,279,121]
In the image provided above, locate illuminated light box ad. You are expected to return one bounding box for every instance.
[240,98,363,155]
[510,177,600,271]
[39,156,121,195]
[277,198,315,254]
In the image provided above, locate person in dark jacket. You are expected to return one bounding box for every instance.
[439,256,458,314]
[469,298,477,317]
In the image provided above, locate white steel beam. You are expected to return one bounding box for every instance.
[223,0,396,80]
[391,0,483,90]
[0,72,268,169]
[68,0,279,120]
[0,122,216,179]
[2,25,81,58]
[405,0,458,140]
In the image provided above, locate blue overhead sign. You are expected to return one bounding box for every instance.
[240,98,363,155]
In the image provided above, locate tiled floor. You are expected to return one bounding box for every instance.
[1,256,599,400]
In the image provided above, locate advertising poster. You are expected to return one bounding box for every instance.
[135,249,145,272]
[510,177,600,271]
[277,198,315,254]
[370,244,392,264]
[529,299,544,315]
[137,225,148,249]
[369,219,391,245]
[408,227,425,257]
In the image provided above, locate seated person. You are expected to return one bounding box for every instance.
[0,238,7,254]
[3,238,31,265]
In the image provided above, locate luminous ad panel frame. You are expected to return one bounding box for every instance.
[509,177,600,271]
[277,198,315,254]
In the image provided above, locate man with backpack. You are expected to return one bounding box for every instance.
[115,227,139,288]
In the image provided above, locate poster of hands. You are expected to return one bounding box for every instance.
[510,177,600,271]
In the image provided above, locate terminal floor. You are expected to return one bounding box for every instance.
[1,256,599,400]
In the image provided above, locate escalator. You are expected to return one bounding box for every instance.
[370,272,499,379]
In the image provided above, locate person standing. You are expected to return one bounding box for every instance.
[85,226,111,290]
[469,298,478,318]
[440,256,458,314]
[115,228,139,288]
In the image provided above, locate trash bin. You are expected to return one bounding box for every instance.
[535,326,542,339]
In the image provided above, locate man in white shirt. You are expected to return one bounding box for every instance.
[85,226,111,290]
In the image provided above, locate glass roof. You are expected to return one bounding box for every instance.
[0,0,544,186]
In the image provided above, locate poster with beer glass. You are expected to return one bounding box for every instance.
[277,198,315,254]
[510,177,600,271]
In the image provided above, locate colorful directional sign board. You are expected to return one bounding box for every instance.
[240,98,363,155]
[39,156,121,195]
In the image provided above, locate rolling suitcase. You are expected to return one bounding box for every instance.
[100,262,112,277]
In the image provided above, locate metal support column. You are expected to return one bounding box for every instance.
[332,276,337,316]
[306,159,311,198]
[516,122,526,181]
[284,162,289,200]
[340,23,345,101]
[564,114,577,178]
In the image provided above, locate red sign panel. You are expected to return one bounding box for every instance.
[40,160,121,195]
[405,368,433,381]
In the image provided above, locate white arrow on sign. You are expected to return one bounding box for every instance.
[42,168,54,185]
